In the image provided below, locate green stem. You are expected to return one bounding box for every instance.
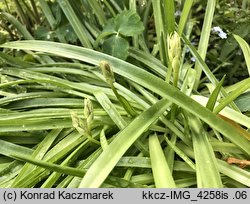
[110,83,138,117]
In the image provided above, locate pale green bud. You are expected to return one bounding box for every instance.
[70,111,85,135]
[168,31,181,64]
[167,31,181,87]
[84,97,94,126]
[99,60,115,84]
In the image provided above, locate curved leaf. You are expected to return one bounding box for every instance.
[1,40,250,157]
[149,134,176,188]
[233,34,250,75]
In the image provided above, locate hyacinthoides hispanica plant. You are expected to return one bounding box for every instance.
[0,0,250,188]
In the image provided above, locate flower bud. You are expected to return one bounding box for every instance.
[167,31,181,86]
[99,60,115,84]
[168,31,181,64]
[84,97,94,126]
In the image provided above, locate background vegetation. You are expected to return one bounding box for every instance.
[0,0,249,188]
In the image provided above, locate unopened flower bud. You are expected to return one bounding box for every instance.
[99,60,115,84]
[168,31,181,63]
[167,31,181,87]
[84,97,94,126]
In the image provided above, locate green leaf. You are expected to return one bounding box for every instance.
[193,0,216,89]
[214,78,250,114]
[149,134,176,188]
[11,154,86,177]
[34,26,54,41]
[182,34,240,111]
[235,91,250,112]
[57,0,92,48]
[94,91,127,129]
[104,10,144,37]
[0,139,33,158]
[13,129,62,185]
[163,0,175,35]
[103,35,129,60]
[178,0,193,36]
[233,34,250,76]
[56,24,78,43]
[0,12,33,40]
[188,113,223,188]
[206,75,225,112]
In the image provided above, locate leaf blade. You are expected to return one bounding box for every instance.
[149,134,176,188]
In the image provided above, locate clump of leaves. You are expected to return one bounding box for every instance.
[95,10,144,60]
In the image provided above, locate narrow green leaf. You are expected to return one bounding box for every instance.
[13,129,62,185]
[206,75,225,111]
[163,0,175,34]
[193,0,216,89]
[129,48,167,78]
[41,141,89,188]
[188,113,223,188]
[210,141,244,154]
[38,0,57,29]
[87,0,106,26]
[11,154,86,177]
[0,12,33,39]
[0,139,33,158]
[152,0,166,63]
[57,0,92,48]
[233,34,250,75]
[164,136,196,170]
[178,0,193,36]
[0,52,32,67]
[12,131,86,187]
[192,94,250,129]
[214,78,250,114]
[149,134,176,188]
[94,91,127,129]
[0,118,72,132]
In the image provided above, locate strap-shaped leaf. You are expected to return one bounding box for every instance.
[188,113,222,188]
[234,34,250,75]
[149,134,176,187]
[1,41,250,157]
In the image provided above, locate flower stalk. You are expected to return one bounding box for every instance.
[167,31,181,87]
[99,61,137,117]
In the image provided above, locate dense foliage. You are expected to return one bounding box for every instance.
[0,0,249,188]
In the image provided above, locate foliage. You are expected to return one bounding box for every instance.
[0,0,249,188]
[96,10,144,60]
